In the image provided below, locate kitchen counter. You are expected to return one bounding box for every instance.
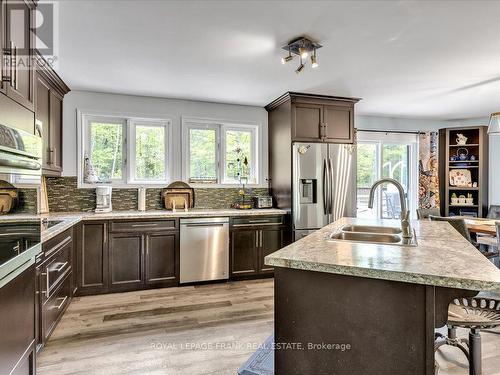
[268,217,500,375]
[0,208,288,243]
[265,217,500,291]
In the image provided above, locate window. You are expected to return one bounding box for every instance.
[79,114,171,186]
[183,119,258,185]
[356,131,418,219]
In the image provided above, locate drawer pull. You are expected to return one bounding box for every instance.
[54,296,68,310]
[131,223,158,227]
[51,261,68,273]
[233,222,281,227]
[248,219,271,223]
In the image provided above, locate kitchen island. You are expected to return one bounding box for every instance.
[265,217,500,375]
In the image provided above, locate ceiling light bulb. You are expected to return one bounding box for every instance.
[281,54,293,64]
[299,47,308,59]
[311,53,318,68]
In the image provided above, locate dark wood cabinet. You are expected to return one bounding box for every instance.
[231,229,259,276]
[1,0,36,111]
[291,97,355,143]
[109,233,144,291]
[35,52,69,175]
[230,215,287,279]
[145,232,177,287]
[37,228,74,350]
[0,264,36,375]
[76,219,179,296]
[259,227,284,273]
[76,221,109,295]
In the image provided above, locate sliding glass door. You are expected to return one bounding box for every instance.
[356,132,418,219]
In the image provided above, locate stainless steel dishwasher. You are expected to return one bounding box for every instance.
[179,217,229,283]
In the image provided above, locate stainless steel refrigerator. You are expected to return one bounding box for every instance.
[292,142,356,241]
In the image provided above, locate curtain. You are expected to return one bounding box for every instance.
[418,132,440,209]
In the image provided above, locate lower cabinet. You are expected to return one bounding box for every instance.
[76,221,108,295]
[109,233,144,291]
[37,228,74,351]
[230,216,288,279]
[76,219,179,296]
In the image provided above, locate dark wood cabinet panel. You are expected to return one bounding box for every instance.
[230,216,287,279]
[3,0,35,111]
[0,265,35,375]
[41,271,71,344]
[49,91,63,171]
[109,234,143,290]
[231,229,258,276]
[145,233,177,286]
[36,74,50,167]
[76,221,108,294]
[323,104,353,142]
[259,228,284,273]
[292,103,322,141]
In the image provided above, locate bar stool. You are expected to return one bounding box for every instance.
[435,296,500,375]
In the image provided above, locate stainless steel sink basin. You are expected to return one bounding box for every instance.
[328,224,418,247]
[341,225,402,234]
[329,231,401,244]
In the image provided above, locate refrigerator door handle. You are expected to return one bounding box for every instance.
[328,158,334,214]
[322,158,328,215]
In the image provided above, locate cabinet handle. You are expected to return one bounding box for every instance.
[42,269,50,298]
[54,296,68,310]
[51,261,68,273]
[103,225,107,244]
[255,232,259,248]
[131,223,158,227]
[259,230,263,247]
[9,42,14,88]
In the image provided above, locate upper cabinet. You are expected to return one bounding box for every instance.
[1,0,36,111]
[35,51,70,175]
[266,92,360,144]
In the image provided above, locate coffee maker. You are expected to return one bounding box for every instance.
[95,185,112,213]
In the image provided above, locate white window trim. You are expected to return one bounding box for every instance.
[77,109,173,188]
[181,116,262,188]
[128,119,171,184]
[221,124,258,184]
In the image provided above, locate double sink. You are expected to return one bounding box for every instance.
[329,224,418,247]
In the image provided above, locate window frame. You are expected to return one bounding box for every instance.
[77,110,172,188]
[181,117,260,187]
[128,119,171,184]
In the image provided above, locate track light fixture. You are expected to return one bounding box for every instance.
[281,36,322,73]
[295,57,305,74]
[281,47,293,64]
[311,49,318,68]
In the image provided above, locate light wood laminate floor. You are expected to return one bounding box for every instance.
[37,279,500,375]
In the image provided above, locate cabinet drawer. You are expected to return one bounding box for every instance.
[232,216,284,227]
[110,220,177,233]
[43,228,73,258]
[41,241,72,302]
[42,272,71,343]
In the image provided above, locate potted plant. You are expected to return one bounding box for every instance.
[451,193,458,205]
[466,193,474,205]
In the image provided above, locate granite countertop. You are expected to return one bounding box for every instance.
[0,208,288,243]
[265,217,500,291]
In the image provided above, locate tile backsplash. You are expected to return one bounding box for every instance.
[45,177,268,212]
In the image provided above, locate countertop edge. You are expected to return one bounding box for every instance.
[265,257,496,291]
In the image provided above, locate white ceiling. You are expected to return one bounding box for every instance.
[56,0,500,119]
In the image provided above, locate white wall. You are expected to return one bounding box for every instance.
[355,115,447,132]
[62,91,269,186]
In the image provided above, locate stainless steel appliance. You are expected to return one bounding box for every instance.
[179,217,229,283]
[253,195,273,209]
[293,142,356,240]
[0,123,42,177]
[95,185,112,213]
